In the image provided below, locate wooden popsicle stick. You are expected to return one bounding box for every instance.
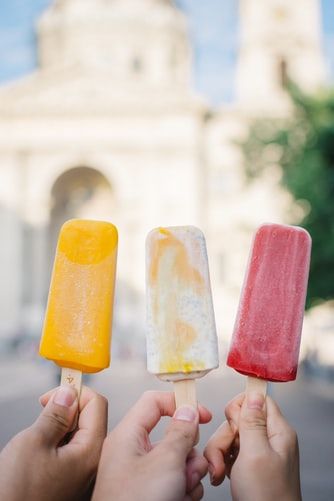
[59,367,82,438]
[173,379,197,408]
[173,379,199,443]
[246,376,267,397]
[61,367,82,396]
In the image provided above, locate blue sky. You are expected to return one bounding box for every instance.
[0,0,333,104]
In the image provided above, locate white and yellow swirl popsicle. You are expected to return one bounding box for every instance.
[146,226,219,407]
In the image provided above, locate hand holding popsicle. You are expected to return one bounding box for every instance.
[204,393,302,501]
[146,226,219,409]
[0,386,108,501]
[93,391,212,501]
[39,219,118,394]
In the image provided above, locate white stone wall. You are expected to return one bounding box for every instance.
[0,103,206,342]
[0,156,24,339]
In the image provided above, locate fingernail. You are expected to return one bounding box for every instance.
[173,405,197,422]
[247,391,265,410]
[208,463,215,484]
[53,387,77,408]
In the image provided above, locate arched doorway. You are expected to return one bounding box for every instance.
[48,166,114,283]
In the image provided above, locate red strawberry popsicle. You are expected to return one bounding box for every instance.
[227,223,311,395]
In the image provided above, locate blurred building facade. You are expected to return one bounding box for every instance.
[0,0,325,353]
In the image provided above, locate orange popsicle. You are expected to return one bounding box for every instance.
[40,219,118,389]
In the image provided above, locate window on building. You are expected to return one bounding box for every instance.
[132,56,143,74]
[278,57,288,88]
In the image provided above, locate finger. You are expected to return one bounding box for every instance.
[187,482,204,501]
[186,449,208,492]
[40,385,102,439]
[225,441,239,479]
[155,405,199,465]
[118,391,177,438]
[39,388,57,407]
[266,396,289,435]
[266,397,298,453]
[204,420,235,485]
[225,393,245,431]
[198,405,212,424]
[32,386,78,447]
[68,390,108,451]
[238,391,269,453]
[40,385,98,410]
[115,391,211,440]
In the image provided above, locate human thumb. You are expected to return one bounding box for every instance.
[32,386,78,447]
[239,392,269,452]
[159,405,199,464]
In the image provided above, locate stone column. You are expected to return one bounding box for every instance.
[0,154,25,347]
[21,156,51,340]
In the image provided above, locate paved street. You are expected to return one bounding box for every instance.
[0,356,333,500]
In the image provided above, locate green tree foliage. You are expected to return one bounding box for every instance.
[241,84,334,308]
